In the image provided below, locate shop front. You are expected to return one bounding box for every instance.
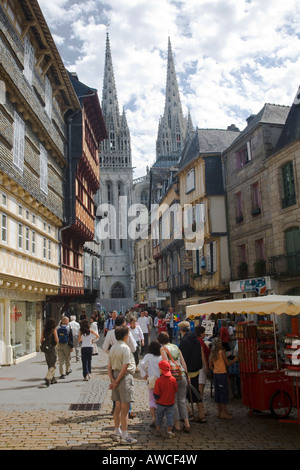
[10,301,37,362]
[229,276,277,298]
[0,288,44,365]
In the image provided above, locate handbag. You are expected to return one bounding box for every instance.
[163,346,183,380]
[40,336,51,353]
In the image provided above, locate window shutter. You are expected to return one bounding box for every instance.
[212,241,217,272]
[206,244,211,273]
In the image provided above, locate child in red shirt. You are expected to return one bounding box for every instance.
[153,360,178,438]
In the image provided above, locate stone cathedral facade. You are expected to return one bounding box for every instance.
[98,34,135,312]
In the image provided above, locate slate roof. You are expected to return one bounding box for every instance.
[274,87,300,153]
[179,128,240,170]
[178,128,240,196]
[228,103,290,150]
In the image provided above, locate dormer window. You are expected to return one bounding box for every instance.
[235,141,252,169]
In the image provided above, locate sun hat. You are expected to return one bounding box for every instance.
[158,360,172,376]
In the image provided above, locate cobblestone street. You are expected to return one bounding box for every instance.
[0,337,299,452]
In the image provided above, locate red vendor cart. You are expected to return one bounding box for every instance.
[241,369,295,418]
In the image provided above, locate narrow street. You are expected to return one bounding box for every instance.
[0,334,299,452]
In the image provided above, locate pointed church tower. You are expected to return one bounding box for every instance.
[100,33,132,169]
[155,38,193,167]
[98,33,134,312]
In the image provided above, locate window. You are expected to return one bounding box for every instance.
[235,142,252,169]
[25,227,30,252]
[206,241,217,273]
[186,169,195,194]
[48,240,51,261]
[1,213,7,243]
[251,182,261,215]
[40,144,48,194]
[32,231,36,255]
[110,282,125,298]
[18,223,23,249]
[45,75,52,119]
[255,239,265,260]
[1,193,7,207]
[238,244,248,278]
[13,111,25,172]
[43,237,47,259]
[23,36,34,85]
[235,191,243,223]
[140,190,148,206]
[282,161,296,208]
[285,227,300,272]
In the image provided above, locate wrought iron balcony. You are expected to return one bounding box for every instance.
[268,251,300,277]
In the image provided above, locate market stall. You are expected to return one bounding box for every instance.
[186,295,300,424]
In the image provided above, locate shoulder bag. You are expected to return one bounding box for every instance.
[163,346,183,380]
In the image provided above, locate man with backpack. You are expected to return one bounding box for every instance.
[57,316,74,379]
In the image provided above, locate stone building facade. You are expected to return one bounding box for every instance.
[223,104,290,298]
[0,0,79,364]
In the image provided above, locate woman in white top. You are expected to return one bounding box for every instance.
[79,319,99,380]
[129,317,144,368]
[90,316,99,355]
[140,340,162,428]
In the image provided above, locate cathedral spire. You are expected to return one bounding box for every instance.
[102,32,120,126]
[100,33,131,168]
[155,38,193,167]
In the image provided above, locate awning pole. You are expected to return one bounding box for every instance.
[273,312,279,369]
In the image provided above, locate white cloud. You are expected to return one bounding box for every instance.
[38,0,300,177]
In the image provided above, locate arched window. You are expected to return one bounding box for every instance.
[111,282,126,298]
[140,189,148,206]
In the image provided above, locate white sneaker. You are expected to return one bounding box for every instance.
[120,435,137,445]
[112,433,121,442]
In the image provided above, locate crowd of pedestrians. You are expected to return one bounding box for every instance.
[40,306,240,446]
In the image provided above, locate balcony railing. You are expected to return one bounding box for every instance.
[268,252,300,277]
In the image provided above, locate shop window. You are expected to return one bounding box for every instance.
[10,302,36,360]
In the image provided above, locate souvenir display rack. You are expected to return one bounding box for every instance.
[236,321,295,419]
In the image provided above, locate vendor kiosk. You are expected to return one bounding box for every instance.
[186,295,300,424]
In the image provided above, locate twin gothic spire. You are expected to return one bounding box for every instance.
[100,34,193,169]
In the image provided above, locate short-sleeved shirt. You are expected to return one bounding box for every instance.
[108,340,136,375]
[138,316,149,334]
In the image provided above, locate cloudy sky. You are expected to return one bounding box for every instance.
[38,0,300,178]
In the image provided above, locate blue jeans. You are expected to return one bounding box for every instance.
[81,347,93,378]
[156,403,174,427]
